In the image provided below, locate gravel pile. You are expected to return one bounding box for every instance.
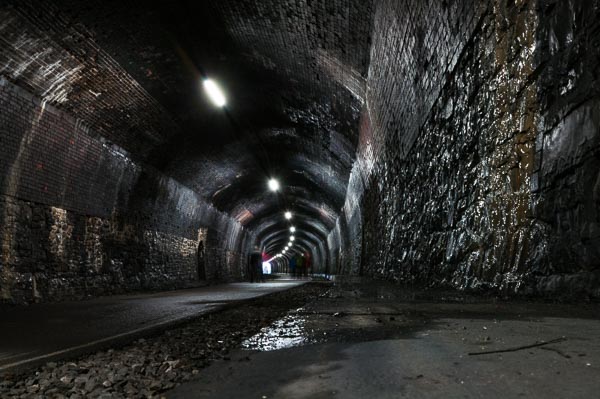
[0,283,328,398]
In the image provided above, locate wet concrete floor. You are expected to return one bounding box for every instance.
[169,281,600,398]
[0,280,306,373]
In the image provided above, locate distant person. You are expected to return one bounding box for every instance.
[248,245,262,283]
[259,247,266,282]
[304,252,311,277]
[289,256,297,278]
[296,254,304,279]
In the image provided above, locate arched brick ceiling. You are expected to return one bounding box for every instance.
[2,0,375,256]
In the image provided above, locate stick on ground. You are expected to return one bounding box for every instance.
[468,337,567,356]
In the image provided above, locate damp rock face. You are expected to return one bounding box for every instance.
[333,0,600,298]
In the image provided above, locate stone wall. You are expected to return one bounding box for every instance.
[0,78,250,304]
[333,0,600,298]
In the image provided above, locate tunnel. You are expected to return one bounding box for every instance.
[0,0,599,397]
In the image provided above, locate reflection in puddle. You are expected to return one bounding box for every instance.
[242,314,313,351]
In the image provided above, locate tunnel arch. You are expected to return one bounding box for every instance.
[0,0,597,306]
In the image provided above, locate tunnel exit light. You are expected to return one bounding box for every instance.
[262,262,272,275]
[203,79,226,107]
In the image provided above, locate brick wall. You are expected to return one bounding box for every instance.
[0,1,178,159]
[0,78,250,304]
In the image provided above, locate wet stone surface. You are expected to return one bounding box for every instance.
[0,283,328,398]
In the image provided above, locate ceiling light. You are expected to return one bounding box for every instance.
[290,226,296,233]
[203,78,226,107]
[284,211,292,220]
[268,178,280,192]
[290,236,295,241]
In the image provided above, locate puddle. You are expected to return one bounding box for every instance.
[241,314,314,351]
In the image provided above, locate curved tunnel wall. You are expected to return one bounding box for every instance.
[0,78,250,304]
[1,0,599,303]
[331,0,600,297]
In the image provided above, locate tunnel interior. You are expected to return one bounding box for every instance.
[1,0,600,304]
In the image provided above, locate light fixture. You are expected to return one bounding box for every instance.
[290,236,295,241]
[203,78,226,107]
[284,211,292,220]
[268,178,280,192]
[290,226,296,233]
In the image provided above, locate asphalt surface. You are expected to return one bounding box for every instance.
[170,333,600,399]
[169,282,600,399]
[0,280,305,373]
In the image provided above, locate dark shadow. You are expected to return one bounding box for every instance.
[197,240,206,280]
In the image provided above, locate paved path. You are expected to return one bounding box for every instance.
[169,283,600,399]
[0,280,305,373]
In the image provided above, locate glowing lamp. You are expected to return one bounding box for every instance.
[203,79,226,107]
[268,178,280,192]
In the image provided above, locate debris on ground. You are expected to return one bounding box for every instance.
[468,337,568,356]
[0,283,328,399]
